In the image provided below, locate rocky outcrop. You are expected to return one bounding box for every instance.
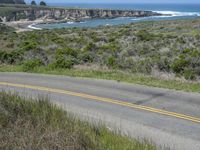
[0,7,162,22]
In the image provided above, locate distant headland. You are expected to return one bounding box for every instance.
[0,3,163,31]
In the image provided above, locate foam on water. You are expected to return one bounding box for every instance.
[155,11,200,17]
[28,24,42,30]
[67,21,74,24]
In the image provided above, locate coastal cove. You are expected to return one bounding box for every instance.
[33,3,200,29]
[32,15,200,29]
[1,4,200,30]
[0,4,161,30]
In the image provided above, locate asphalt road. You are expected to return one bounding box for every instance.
[0,72,200,150]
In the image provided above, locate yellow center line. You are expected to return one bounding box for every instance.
[0,81,200,123]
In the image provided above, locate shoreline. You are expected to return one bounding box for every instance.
[3,20,45,32]
[3,15,200,32]
[27,23,42,30]
[6,13,200,32]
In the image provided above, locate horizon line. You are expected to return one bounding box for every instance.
[46,2,200,4]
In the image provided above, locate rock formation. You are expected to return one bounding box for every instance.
[0,7,162,22]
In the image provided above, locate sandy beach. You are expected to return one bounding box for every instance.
[2,18,65,32]
[3,19,45,32]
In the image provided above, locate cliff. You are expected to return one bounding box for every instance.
[0,5,161,23]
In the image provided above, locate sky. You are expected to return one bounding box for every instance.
[25,0,200,4]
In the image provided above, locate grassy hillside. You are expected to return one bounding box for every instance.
[0,92,156,150]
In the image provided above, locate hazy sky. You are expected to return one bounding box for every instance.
[25,0,200,4]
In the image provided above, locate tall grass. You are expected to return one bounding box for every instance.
[0,92,156,150]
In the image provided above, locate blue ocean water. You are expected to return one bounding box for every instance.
[33,3,200,29]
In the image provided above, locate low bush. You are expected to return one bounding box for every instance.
[22,58,43,71]
[52,56,74,69]
[20,40,37,51]
[78,51,94,63]
[136,30,155,41]
[51,48,79,69]
[171,49,200,79]
[0,50,23,64]
[107,56,117,69]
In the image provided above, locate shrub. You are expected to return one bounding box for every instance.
[157,57,171,72]
[107,56,117,68]
[170,49,200,79]
[78,51,94,63]
[52,56,74,69]
[136,30,154,41]
[52,48,79,69]
[183,69,196,80]
[99,43,119,54]
[56,48,78,58]
[20,41,37,51]
[171,57,188,74]
[83,43,96,52]
[22,59,43,71]
[0,50,23,64]
[136,59,152,74]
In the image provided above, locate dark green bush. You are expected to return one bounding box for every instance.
[78,51,94,63]
[0,50,23,64]
[171,49,200,79]
[136,59,152,74]
[56,48,78,58]
[83,42,96,52]
[99,43,119,54]
[171,56,188,74]
[20,41,37,51]
[52,56,74,69]
[136,30,154,41]
[22,59,43,71]
[157,57,171,72]
[107,56,117,68]
[52,48,79,68]
[183,69,196,80]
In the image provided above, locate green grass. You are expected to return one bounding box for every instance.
[0,65,200,93]
[0,91,156,150]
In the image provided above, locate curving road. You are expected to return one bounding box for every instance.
[0,72,200,150]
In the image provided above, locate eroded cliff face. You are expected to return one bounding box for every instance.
[0,8,161,22]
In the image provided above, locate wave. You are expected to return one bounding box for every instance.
[67,21,74,24]
[130,15,171,21]
[155,11,200,17]
[130,11,200,21]
[80,21,86,24]
[28,23,42,30]
[113,17,131,20]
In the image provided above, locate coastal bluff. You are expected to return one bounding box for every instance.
[0,5,161,23]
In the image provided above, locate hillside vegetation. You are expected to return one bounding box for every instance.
[0,92,156,150]
[1,19,200,81]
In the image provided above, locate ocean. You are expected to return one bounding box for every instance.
[33,3,200,29]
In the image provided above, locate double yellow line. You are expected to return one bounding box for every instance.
[0,81,200,123]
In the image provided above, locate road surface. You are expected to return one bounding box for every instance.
[0,72,200,150]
